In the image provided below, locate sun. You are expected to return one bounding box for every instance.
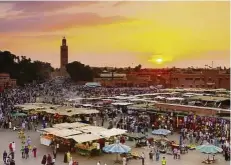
[156,58,163,64]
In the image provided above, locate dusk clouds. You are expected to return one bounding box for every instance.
[0,2,131,33]
[0,1,230,68]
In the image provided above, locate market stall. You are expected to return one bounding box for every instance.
[39,122,127,156]
[39,127,82,151]
[68,134,103,156]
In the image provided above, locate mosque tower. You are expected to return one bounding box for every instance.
[60,37,68,69]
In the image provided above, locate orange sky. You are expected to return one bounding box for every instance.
[0,1,230,68]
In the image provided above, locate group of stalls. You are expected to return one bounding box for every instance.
[40,122,127,156]
[15,103,99,124]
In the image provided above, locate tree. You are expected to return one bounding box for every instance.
[66,61,94,81]
[134,64,142,72]
[91,67,103,78]
[0,50,54,85]
[34,61,54,82]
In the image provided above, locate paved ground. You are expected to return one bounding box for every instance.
[0,128,229,165]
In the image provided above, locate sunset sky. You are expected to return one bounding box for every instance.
[0,1,230,68]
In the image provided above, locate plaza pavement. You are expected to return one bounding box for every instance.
[0,129,229,165]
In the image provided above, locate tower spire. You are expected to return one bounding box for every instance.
[60,37,68,68]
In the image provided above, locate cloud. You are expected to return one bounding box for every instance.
[113,1,128,7]
[44,13,133,31]
[0,12,133,33]
[11,1,97,13]
[0,1,134,33]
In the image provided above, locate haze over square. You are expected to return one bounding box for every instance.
[0,1,230,68]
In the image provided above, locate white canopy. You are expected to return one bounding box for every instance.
[155,96,165,99]
[79,126,108,134]
[42,128,82,138]
[69,134,103,143]
[81,104,93,107]
[111,102,133,106]
[53,122,89,129]
[100,128,127,138]
[166,97,184,101]
[129,99,147,102]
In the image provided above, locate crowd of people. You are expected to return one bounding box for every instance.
[0,76,230,165]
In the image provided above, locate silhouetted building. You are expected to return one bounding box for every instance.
[60,37,68,69]
[169,69,230,89]
[50,37,69,78]
[0,73,17,91]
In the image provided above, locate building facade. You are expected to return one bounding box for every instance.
[0,73,17,91]
[169,69,230,89]
[94,68,230,89]
[60,37,68,69]
[94,72,152,87]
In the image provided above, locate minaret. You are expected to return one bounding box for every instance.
[60,37,68,69]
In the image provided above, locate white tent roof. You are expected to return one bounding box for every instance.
[129,99,147,102]
[53,122,89,129]
[166,97,184,101]
[100,128,127,138]
[69,134,103,143]
[42,128,82,138]
[155,96,165,99]
[82,104,93,107]
[79,126,108,134]
[111,102,133,106]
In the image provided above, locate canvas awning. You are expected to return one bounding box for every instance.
[166,97,184,101]
[79,126,108,134]
[111,102,133,106]
[100,128,127,138]
[69,134,103,143]
[42,127,82,138]
[53,122,89,129]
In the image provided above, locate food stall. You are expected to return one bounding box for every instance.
[39,127,82,151]
[39,122,127,156]
[68,134,103,156]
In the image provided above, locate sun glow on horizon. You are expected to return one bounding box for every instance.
[156,58,163,64]
[0,1,229,68]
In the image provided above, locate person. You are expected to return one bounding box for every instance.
[9,159,15,165]
[66,151,71,163]
[27,136,31,149]
[97,161,101,165]
[12,142,16,153]
[9,151,14,160]
[122,156,127,165]
[24,146,29,159]
[9,142,13,152]
[69,157,73,165]
[9,121,12,129]
[177,149,181,159]
[41,155,47,165]
[173,147,177,159]
[64,152,67,163]
[161,156,167,165]
[52,157,55,165]
[21,145,25,158]
[47,154,52,165]
[6,156,11,164]
[53,147,57,159]
[3,150,7,163]
[56,143,59,152]
[141,152,145,165]
[32,146,37,158]
[156,149,160,161]
[149,150,153,160]
[73,161,78,165]
[225,150,229,161]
